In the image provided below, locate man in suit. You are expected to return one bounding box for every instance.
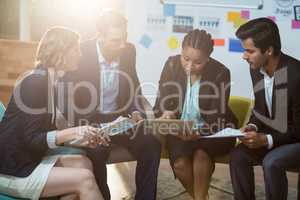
[64,10,161,200]
[229,17,300,200]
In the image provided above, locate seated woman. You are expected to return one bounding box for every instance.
[0,27,107,200]
[154,29,237,200]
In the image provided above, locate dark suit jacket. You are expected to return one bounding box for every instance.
[0,66,55,177]
[248,53,300,147]
[153,55,237,133]
[63,39,143,125]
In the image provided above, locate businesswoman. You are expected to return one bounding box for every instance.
[154,29,237,200]
[0,27,105,200]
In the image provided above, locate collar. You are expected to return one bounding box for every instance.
[96,40,120,67]
[259,52,285,78]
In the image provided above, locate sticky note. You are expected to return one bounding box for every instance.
[267,16,276,22]
[168,36,179,50]
[241,10,250,19]
[234,17,248,28]
[139,34,153,48]
[229,38,244,53]
[213,39,225,46]
[292,20,300,29]
[163,4,176,17]
[227,11,240,22]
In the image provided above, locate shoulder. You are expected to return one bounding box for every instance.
[164,55,181,71]
[14,67,48,108]
[284,53,300,73]
[122,42,136,57]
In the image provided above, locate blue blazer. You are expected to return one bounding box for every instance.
[0,66,56,177]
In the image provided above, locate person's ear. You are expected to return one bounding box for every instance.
[266,46,274,56]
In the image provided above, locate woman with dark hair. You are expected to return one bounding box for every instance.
[154,29,237,200]
[0,27,106,200]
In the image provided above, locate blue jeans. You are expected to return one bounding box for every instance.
[230,143,300,200]
[263,143,300,200]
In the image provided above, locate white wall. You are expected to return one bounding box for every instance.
[124,0,300,105]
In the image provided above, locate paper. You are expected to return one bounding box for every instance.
[168,36,180,50]
[173,16,194,33]
[295,5,300,20]
[234,16,248,28]
[202,128,244,138]
[227,11,240,22]
[147,15,167,32]
[197,16,221,34]
[229,38,244,53]
[292,19,300,29]
[213,39,225,46]
[67,117,141,147]
[139,34,153,48]
[163,4,176,17]
[267,16,277,22]
[241,10,250,19]
[100,117,137,136]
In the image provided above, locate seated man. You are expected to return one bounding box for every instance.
[63,10,161,200]
[229,17,300,200]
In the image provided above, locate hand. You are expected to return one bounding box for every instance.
[57,126,110,148]
[130,111,144,123]
[159,111,177,119]
[240,131,268,149]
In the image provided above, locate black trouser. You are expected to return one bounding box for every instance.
[229,144,269,200]
[86,119,161,200]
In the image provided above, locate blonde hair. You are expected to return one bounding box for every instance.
[35,27,80,69]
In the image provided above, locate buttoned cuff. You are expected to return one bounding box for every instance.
[247,123,258,131]
[266,134,274,149]
[47,130,58,149]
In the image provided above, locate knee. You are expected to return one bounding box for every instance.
[230,148,249,167]
[193,149,211,164]
[173,158,189,175]
[76,169,97,192]
[75,155,94,171]
[262,154,280,172]
[144,136,162,157]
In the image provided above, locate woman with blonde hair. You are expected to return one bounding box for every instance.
[0,27,106,200]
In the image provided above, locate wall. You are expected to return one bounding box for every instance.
[0,39,37,105]
[125,0,300,105]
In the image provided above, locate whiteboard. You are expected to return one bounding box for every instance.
[161,0,264,9]
[125,0,300,105]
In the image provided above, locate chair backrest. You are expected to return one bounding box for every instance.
[0,101,6,122]
[228,96,253,128]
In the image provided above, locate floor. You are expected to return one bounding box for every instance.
[107,160,298,200]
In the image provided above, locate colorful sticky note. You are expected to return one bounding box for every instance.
[292,20,300,29]
[227,11,240,22]
[241,10,250,19]
[163,4,176,17]
[234,17,248,28]
[267,16,276,22]
[139,34,152,48]
[213,39,225,46]
[168,36,179,50]
[229,38,244,53]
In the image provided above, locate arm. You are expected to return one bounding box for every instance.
[153,57,179,118]
[18,74,50,155]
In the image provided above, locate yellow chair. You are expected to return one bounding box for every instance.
[161,96,253,160]
[228,96,253,129]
